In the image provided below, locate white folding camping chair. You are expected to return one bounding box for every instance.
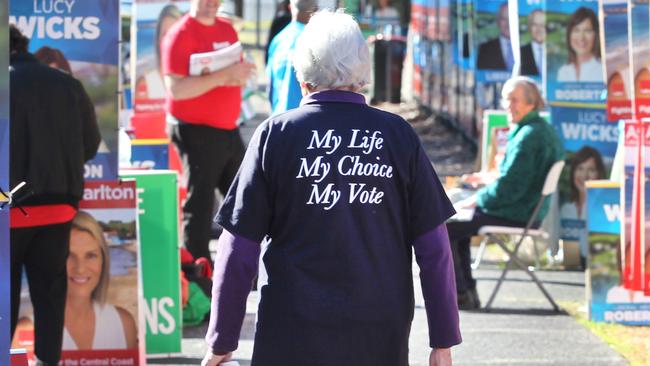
[476,160,565,312]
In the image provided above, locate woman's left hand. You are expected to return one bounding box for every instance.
[201,351,232,366]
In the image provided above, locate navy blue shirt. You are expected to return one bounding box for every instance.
[216,90,455,366]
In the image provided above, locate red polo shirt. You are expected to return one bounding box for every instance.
[161,15,241,130]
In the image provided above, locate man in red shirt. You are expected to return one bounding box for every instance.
[161,0,255,262]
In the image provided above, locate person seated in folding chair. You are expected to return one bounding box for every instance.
[448,77,564,310]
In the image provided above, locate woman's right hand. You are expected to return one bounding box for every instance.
[201,351,232,366]
[430,348,452,366]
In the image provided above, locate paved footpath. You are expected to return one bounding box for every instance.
[149,262,627,365]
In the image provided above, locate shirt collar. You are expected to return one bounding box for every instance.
[289,20,305,30]
[10,51,38,65]
[300,90,367,106]
[510,111,540,136]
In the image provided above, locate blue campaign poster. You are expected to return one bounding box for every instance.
[438,0,451,41]
[132,1,189,114]
[586,182,650,324]
[546,0,605,104]
[0,0,9,361]
[551,106,618,158]
[131,140,170,169]
[454,0,474,69]
[551,105,618,253]
[474,0,512,83]
[517,0,545,83]
[601,0,632,122]
[10,0,120,181]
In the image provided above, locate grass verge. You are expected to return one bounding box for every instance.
[560,301,650,366]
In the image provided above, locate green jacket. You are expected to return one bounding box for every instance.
[476,111,564,223]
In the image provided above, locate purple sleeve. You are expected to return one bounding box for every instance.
[413,224,462,348]
[205,229,261,354]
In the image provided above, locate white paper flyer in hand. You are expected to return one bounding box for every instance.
[189,41,242,76]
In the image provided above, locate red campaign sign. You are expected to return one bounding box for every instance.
[624,122,641,146]
[10,352,28,366]
[607,99,634,122]
[413,65,422,95]
[635,73,650,119]
[11,334,138,366]
[59,350,139,366]
[79,181,137,209]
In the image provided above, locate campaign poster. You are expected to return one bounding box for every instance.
[517,0,545,83]
[454,0,475,70]
[621,121,644,292]
[411,0,426,37]
[419,40,433,107]
[586,181,650,325]
[640,120,650,294]
[430,42,443,111]
[412,33,423,100]
[121,170,181,355]
[552,106,618,257]
[10,0,120,181]
[546,0,605,104]
[480,110,509,172]
[130,139,170,170]
[132,0,189,116]
[121,0,133,110]
[426,0,439,40]
[12,181,143,364]
[601,0,633,122]
[0,0,9,362]
[474,0,513,83]
[629,0,650,119]
[438,0,451,41]
[458,69,477,137]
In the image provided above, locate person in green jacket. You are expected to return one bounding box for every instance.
[448,76,564,310]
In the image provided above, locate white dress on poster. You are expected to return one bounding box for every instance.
[62,302,127,350]
[557,57,603,82]
[144,70,166,99]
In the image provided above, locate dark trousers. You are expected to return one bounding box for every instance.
[11,222,71,365]
[446,209,527,293]
[171,123,245,261]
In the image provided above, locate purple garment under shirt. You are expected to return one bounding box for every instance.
[205,225,461,353]
[205,230,261,354]
[413,224,462,348]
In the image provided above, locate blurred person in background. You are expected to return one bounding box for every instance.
[266,0,317,115]
[10,25,100,366]
[264,0,291,64]
[33,46,72,75]
[202,10,460,366]
[161,0,255,262]
[450,77,564,310]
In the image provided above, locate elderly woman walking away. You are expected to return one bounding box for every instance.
[201,10,461,366]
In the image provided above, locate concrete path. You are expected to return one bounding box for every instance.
[149,261,627,365]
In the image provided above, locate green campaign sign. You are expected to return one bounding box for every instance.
[121,170,182,355]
